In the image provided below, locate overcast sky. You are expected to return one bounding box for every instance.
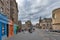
[16,0,60,24]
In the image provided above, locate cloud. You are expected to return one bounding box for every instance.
[47,1,60,11]
[16,0,60,24]
[16,0,24,6]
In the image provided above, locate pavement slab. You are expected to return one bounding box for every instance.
[3,29,60,40]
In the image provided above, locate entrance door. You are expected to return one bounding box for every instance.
[8,25,14,37]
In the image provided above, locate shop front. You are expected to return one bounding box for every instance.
[8,20,14,37]
[14,24,18,34]
[0,13,8,40]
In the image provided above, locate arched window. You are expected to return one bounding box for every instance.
[53,13,56,19]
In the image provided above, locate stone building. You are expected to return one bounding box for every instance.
[0,0,18,24]
[52,8,60,30]
[10,0,18,24]
[0,0,18,37]
[39,18,52,29]
[18,21,22,28]
[22,24,26,30]
[0,0,4,12]
[35,23,40,28]
[25,20,32,29]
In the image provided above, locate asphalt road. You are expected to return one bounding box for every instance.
[3,29,60,40]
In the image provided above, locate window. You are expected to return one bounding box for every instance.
[53,13,56,19]
[0,7,3,12]
[1,0,3,2]
[10,14,14,21]
[2,23,5,36]
[6,8,9,11]
[5,0,8,1]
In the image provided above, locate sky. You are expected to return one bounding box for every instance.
[16,0,60,24]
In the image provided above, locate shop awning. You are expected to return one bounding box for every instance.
[0,12,14,25]
[0,12,8,24]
